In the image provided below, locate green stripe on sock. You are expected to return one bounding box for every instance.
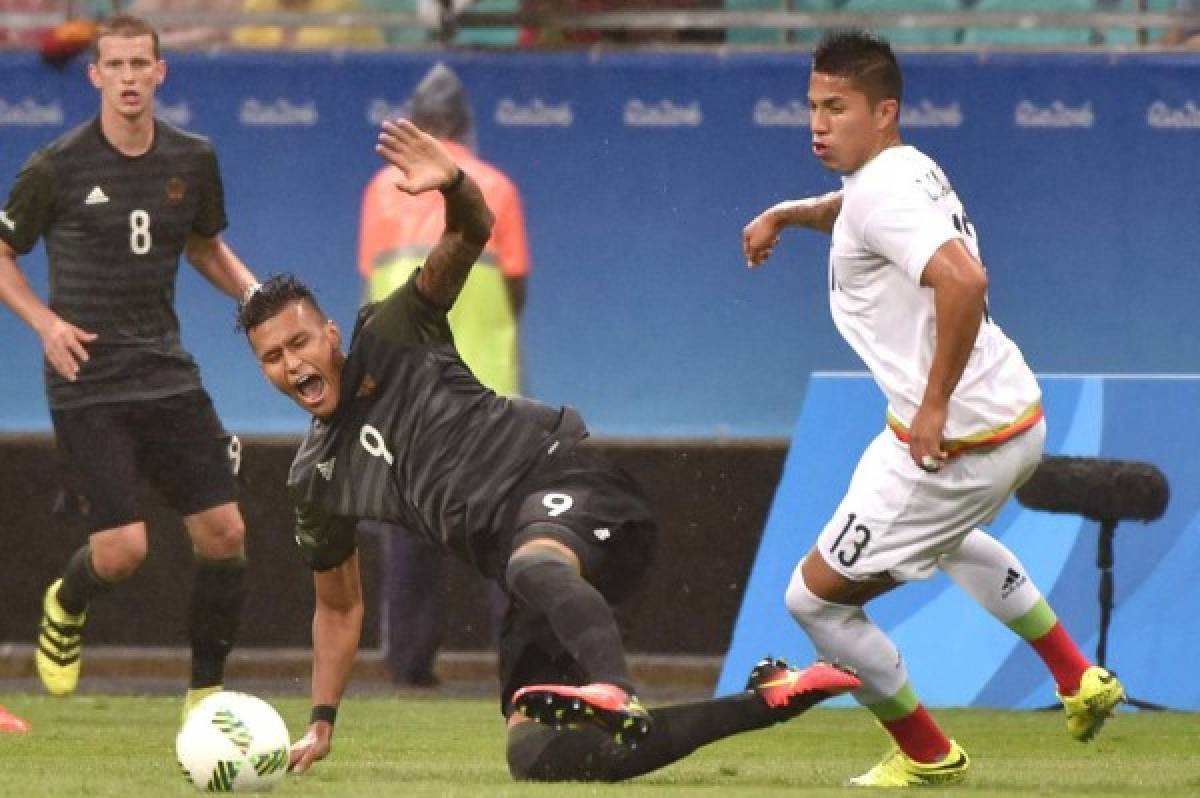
[867,681,921,723]
[1008,598,1058,641]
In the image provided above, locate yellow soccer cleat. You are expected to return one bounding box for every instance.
[181,685,224,725]
[35,578,86,697]
[849,740,970,787]
[1058,665,1125,742]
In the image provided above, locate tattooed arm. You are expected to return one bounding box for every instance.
[375,119,495,311]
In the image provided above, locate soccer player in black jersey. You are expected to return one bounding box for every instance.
[238,119,861,782]
[0,15,258,717]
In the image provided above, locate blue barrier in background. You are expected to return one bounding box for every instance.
[1,52,1198,436]
[718,374,1200,710]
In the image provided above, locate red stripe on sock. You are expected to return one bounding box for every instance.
[1029,621,1090,694]
[882,705,951,764]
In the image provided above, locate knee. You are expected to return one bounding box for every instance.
[506,721,555,782]
[506,748,545,782]
[91,533,148,582]
[506,721,615,782]
[784,567,823,626]
[504,538,577,597]
[194,519,246,560]
[784,566,860,631]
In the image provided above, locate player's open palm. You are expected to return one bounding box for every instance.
[377,119,458,195]
[39,314,96,382]
[288,723,332,774]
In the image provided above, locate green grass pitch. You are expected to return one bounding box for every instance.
[1,693,1198,796]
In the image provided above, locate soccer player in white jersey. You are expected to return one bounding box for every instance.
[741,31,1125,787]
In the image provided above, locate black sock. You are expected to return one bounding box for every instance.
[188,557,247,689]
[508,721,624,781]
[505,552,633,693]
[56,545,113,616]
[507,692,797,782]
[645,691,797,754]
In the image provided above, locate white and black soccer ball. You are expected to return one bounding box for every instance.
[175,691,290,793]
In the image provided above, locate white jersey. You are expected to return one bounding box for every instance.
[829,145,1042,451]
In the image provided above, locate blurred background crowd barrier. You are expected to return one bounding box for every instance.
[2,1,1199,51]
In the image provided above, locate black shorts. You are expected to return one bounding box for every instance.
[493,445,658,714]
[51,391,239,533]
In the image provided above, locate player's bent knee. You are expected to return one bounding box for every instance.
[91,533,149,582]
[504,531,578,595]
[784,565,856,630]
[187,503,247,557]
[506,720,618,782]
[192,522,246,560]
[212,523,246,556]
[506,720,560,781]
[95,556,144,583]
[784,565,823,625]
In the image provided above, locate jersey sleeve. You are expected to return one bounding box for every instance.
[293,501,358,571]
[0,149,58,255]
[858,182,963,283]
[192,144,228,238]
[365,272,454,347]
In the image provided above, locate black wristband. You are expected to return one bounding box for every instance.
[310,704,338,726]
[440,167,465,194]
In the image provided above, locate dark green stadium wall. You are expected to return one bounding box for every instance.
[0,437,783,655]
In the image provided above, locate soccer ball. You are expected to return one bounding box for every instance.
[175,691,290,793]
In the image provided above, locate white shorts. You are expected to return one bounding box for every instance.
[814,419,1046,582]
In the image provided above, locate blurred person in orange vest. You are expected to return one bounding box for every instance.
[358,62,531,687]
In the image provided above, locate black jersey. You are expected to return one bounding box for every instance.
[288,276,588,573]
[0,117,227,409]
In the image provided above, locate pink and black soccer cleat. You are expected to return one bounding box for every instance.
[745,657,861,711]
[0,704,31,734]
[511,682,652,747]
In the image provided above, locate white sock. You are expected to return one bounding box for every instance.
[940,528,1042,624]
[784,566,908,705]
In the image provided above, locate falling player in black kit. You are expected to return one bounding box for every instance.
[0,14,258,718]
[238,119,860,782]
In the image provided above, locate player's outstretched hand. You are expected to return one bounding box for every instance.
[288,722,333,774]
[39,314,97,382]
[743,209,783,269]
[377,119,460,196]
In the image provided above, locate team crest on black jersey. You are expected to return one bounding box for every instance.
[165,176,186,203]
[357,374,378,399]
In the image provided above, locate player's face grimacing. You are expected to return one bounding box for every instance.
[247,299,344,419]
[808,72,895,174]
[88,34,164,121]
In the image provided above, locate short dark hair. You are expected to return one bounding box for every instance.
[93,14,160,61]
[236,273,324,334]
[812,30,902,105]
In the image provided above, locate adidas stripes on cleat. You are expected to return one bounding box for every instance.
[511,682,652,747]
[1059,665,1125,742]
[745,657,862,711]
[848,740,970,787]
[35,578,85,697]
